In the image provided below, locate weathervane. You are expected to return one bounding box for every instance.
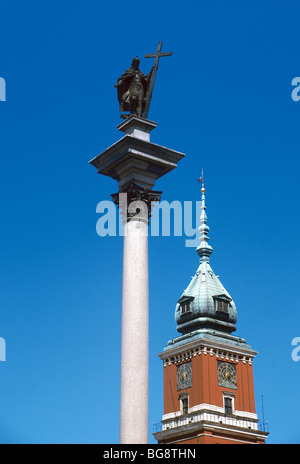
[115,41,172,120]
[197,169,205,190]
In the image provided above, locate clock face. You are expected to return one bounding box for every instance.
[177,362,192,391]
[218,361,237,389]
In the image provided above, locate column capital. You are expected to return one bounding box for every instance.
[111,183,162,224]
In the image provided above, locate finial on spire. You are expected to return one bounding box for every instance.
[196,170,213,262]
[197,168,205,194]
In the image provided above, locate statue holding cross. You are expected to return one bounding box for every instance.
[115,42,172,120]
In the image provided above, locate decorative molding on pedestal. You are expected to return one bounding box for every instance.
[89,115,185,191]
[117,115,158,141]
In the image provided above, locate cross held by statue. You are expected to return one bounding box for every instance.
[143,41,172,119]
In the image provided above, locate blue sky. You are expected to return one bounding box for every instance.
[0,0,299,444]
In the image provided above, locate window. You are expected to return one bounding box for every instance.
[224,397,233,415]
[182,397,189,415]
[178,297,194,316]
[215,299,229,314]
[179,393,189,415]
[181,301,191,314]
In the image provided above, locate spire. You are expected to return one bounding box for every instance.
[172,171,239,342]
[196,170,213,263]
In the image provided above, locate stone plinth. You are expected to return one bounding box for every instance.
[89,116,185,190]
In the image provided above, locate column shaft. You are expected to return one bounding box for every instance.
[120,219,149,444]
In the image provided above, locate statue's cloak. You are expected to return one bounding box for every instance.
[116,67,150,113]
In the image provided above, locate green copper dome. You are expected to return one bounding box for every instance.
[175,261,237,335]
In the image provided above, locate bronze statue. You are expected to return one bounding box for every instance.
[115,42,172,120]
[115,57,153,119]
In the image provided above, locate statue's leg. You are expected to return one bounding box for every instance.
[136,90,144,117]
[130,95,138,115]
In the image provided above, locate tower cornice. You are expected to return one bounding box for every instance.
[158,337,258,366]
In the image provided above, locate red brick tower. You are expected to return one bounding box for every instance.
[153,180,268,445]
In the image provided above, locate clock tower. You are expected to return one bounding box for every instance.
[153,180,268,445]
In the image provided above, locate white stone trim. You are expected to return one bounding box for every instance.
[161,402,258,432]
[154,421,268,444]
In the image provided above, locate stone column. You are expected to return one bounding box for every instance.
[120,217,149,443]
[114,184,161,444]
[89,115,185,444]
